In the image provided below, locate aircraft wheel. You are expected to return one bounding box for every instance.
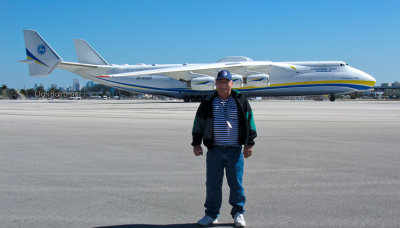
[183,97,190,102]
[329,95,336,102]
[195,96,202,102]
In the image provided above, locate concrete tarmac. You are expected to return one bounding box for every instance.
[0,100,399,228]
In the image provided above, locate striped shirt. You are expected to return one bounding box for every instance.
[213,96,240,146]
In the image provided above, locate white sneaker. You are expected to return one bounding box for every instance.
[234,213,246,227]
[197,215,218,226]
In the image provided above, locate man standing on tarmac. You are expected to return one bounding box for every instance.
[192,70,257,227]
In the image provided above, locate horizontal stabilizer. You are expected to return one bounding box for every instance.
[18,59,36,64]
[74,39,109,65]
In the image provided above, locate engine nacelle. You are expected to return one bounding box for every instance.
[232,74,243,88]
[246,74,270,87]
[191,76,215,91]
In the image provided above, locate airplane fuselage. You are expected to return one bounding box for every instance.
[59,60,375,100]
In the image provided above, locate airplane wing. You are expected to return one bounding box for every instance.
[99,61,296,81]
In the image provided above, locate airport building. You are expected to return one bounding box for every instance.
[73,79,81,92]
[371,82,400,99]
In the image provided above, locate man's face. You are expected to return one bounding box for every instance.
[216,78,233,97]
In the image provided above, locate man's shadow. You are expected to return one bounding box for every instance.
[94,223,234,228]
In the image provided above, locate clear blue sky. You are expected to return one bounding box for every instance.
[1,0,399,89]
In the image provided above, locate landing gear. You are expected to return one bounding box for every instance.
[329,94,336,102]
[183,95,206,102]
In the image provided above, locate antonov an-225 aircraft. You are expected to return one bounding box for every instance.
[20,30,376,101]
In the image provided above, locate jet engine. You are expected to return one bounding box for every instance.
[190,76,215,90]
[246,74,270,87]
[232,74,243,88]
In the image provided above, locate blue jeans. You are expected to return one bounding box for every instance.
[205,145,245,219]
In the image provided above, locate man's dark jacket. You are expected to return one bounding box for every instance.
[191,90,257,149]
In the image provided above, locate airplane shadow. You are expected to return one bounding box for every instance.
[93,223,234,228]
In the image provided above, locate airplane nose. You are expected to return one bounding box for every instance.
[363,72,376,86]
[350,66,376,87]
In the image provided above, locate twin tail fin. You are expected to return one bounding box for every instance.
[21,29,62,76]
[20,29,110,76]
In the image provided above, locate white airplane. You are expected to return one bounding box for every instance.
[20,30,376,101]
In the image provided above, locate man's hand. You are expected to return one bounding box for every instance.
[193,145,203,156]
[243,145,253,158]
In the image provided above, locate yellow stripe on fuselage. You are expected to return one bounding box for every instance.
[271,80,375,87]
[238,80,375,90]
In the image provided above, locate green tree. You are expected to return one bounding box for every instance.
[47,87,62,98]
[35,86,45,96]
[26,88,36,97]
[350,92,361,99]
[6,88,19,99]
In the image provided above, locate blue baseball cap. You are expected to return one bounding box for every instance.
[217,70,232,81]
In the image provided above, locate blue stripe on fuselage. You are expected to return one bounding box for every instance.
[96,77,372,93]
